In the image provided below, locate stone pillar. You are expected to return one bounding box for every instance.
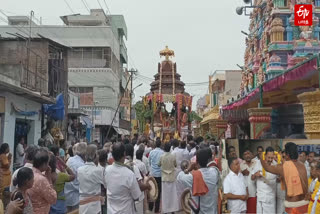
[298,90,320,139]
[248,107,273,139]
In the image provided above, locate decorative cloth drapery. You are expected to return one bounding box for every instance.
[263,57,318,92]
[222,87,260,110]
[222,56,318,111]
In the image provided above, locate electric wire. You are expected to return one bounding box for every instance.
[81,0,90,13]
[63,0,75,14]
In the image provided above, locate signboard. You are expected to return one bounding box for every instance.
[294,4,312,26]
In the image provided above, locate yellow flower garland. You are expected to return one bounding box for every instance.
[262,151,281,177]
[308,181,320,214]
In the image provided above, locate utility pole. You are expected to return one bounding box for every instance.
[106,71,133,139]
[128,68,138,136]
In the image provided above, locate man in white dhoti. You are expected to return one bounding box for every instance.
[159,143,179,213]
[251,147,277,214]
[78,144,105,214]
[172,139,190,211]
[125,144,151,214]
[240,149,257,214]
[105,142,142,214]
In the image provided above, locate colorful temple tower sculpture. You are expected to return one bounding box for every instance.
[266,53,284,80]
[144,46,192,140]
[222,0,320,139]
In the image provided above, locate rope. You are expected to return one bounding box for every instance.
[159,63,162,99]
[172,61,175,94]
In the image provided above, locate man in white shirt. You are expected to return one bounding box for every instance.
[251,147,277,214]
[253,146,264,161]
[240,149,257,214]
[172,140,189,173]
[299,151,310,178]
[134,149,147,177]
[188,141,197,159]
[105,142,142,214]
[125,143,150,214]
[136,144,150,174]
[78,145,105,214]
[15,137,26,167]
[224,157,248,214]
[172,139,190,211]
[309,161,319,193]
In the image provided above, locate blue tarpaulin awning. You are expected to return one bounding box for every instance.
[43,93,65,121]
[81,116,93,128]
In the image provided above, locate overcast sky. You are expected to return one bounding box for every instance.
[2,0,249,109]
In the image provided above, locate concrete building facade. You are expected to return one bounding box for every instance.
[0,36,68,166]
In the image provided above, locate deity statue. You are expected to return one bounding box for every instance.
[144,122,150,136]
[267,0,274,12]
[258,66,265,85]
[181,106,188,128]
[244,73,249,90]
[240,72,247,95]
[248,71,254,90]
[153,105,163,127]
[164,133,171,143]
[299,26,313,40]
[162,111,171,128]
[244,47,250,66]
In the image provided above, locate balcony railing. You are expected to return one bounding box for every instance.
[21,53,48,94]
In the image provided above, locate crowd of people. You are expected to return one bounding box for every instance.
[0,134,319,214]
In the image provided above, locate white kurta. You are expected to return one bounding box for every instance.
[240,160,257,198]
[78,162,105,214]
[172,147,189,210]
[252,160,277,214]
[105,163,142,214]
[162,181,180,213]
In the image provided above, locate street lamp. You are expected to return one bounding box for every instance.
[236,0,266,16]
[133,83,143,92]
